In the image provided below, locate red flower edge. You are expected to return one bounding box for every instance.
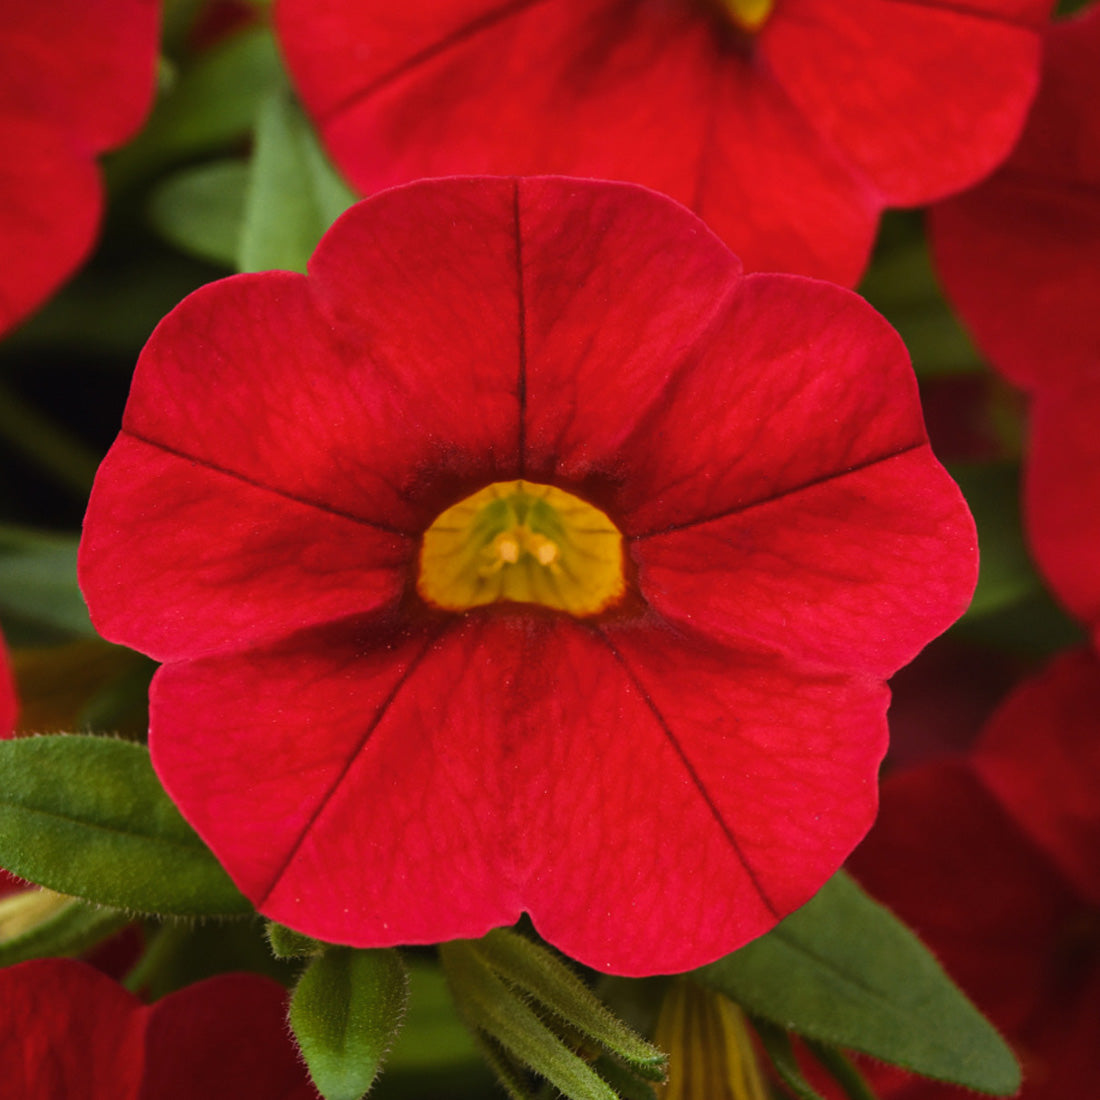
[850,649,1100,1099]
[930,4,1100,390]
[0,958,316,1099]
[0,0,160,336]
[80,176,977,974]
[275,0,1048,286]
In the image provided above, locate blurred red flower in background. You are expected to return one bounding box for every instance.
[275,0,1049,285]
[0,958,317,1099]
[930,6,1100,643]
[851,649,1100,1099]
[80,176,976,974]
[0,0,160,337]
[931,4,1100,391]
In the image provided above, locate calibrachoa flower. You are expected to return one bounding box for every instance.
[274,0,1050,286]
[930,6,1100,640]
[850,649,1100,1099]
[0,0,160,337]
[79,176,977,975]
[0,958,317,1098]
[931,4,1100,391]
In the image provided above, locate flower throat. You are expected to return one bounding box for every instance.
[418,480,625,616]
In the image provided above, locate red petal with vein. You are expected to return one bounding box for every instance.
[81,434,412,662]
[153,616,887,974]
[765,0,1044,204]
[0,0,159,335]
[1024,381,1100,636]
[634,447,976,678]
[276,0,1045,285]
[0,959,145,1100]
[974,649,1100,906]
[930,6,1100,389]
[141,974,317,1100]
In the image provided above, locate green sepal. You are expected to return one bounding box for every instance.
[266,919,325,959]
[697,872,1020,1095]
[0,734,252,916]
[290,947,409,1100]
[148,160,249,267]
[237,88,356,275]
[751,1019,827,1100]
[473,929,666,1081]
[0,890,130,968]
[440,940,617,1100]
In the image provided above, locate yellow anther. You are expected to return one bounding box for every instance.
[419,480,625,616]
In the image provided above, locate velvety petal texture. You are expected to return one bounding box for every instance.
[850,650,1100,1099]
[275,0,1048,284]
[0,0,160,335]
[81,176,978,974]
[0,960,315,1099]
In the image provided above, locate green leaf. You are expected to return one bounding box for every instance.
[291,947,410,1100]
[237,88,357,274]
[0,525,94,640]
[107,26,283,186]
[0,735,251,916]
[752,1019,826,1100]
[804,1041,879,1100]
[0,890,130,968]
[148,160,249,267]
[697,872,1020,1095]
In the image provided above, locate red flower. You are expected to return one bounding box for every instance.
[931,4,1100,391]
[0,958,317,1099]
[930,8,1100,637]
[850,649,1100,1099]
[0,635,15,736]
[274,0,1049,286]
[0,0,160,337]
[79,176,976,974]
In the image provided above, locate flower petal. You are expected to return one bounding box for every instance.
[152,614,887,975]
[0,959,145,1100]
[613,274,929,535]
[973,649,1100,907]
[142,973,316,1099]
[849,758,1082,1044]
[80,433,412,662]
[516,177,743,484]
[765,0,1045,204]
[1024,381,1100,636]
[929,6,1100,388]
[633,445,977,677]
[0,117,99,335]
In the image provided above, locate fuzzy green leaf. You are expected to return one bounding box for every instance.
[697,872,1019,1095]
[0,735,251,915]
[291,947,409,1100]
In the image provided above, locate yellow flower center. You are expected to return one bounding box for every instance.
[718,0,774,33]
[418,480,625,617]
